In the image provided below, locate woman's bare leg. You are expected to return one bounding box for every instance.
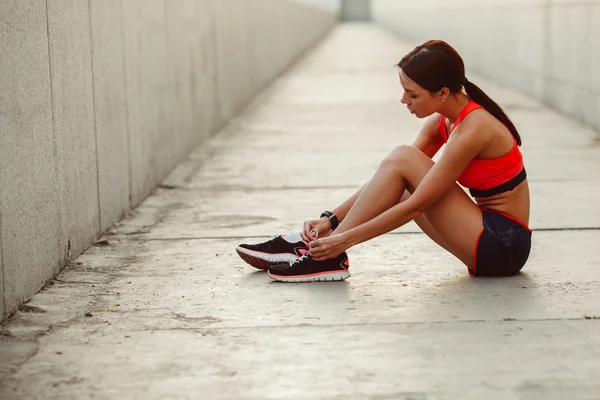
[398,190,455,255]
[334,144,483,268]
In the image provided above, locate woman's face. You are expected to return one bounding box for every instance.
[398,70,439,118]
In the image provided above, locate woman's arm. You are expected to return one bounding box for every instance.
[331,183,365,223]
[412,113,445,159]
[343,119,488,248]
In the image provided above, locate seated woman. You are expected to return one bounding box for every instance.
[236,40,532,283]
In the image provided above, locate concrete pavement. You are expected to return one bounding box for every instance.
[1,23,600,400]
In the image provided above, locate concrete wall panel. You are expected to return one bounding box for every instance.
[121,0,171,207]
[275,0,336,70]
[47,0,99,262]
[0,0,339,321]
[165,0,217,162]
[288,0,341,13]
[0,0,60,313]
[0,214,4,320]
[341,0,370,21]
[282,1,315,59]
[213,0,254,123]
[89,0,131,233]
[590,5,600,96]
[589,5,600,131]
[548,4,590,115]
[263,0,295,78]
[247,1,279,91]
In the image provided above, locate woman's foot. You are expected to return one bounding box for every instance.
[236,233,309,270]
[268,252,350,282]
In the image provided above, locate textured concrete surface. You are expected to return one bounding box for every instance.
[89,0,131,232]
[2,23,600,399]
[212,0,254,122]
[0,0,336,320]
[0,0,60,319]
[121,0,172,207]
[47,0,100,262]
[341,0,371,21]
[165,0,216,163]
[371,0,600,132]
[290,0,341,13]
[0,226,3,320]
[121,0,337,208]
[212,0,336,124]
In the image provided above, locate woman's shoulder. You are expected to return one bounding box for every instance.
[454,108,495,136]
[453,108,516,155]
[424,113,445,125]
[462,106,491,124]
[420,113,445,136]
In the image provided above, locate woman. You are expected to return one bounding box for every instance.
[236,40,532,283]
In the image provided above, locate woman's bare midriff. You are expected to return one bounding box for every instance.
[474,179,531,226]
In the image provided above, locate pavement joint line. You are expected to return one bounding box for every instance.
[101,317,599,334]
[158,185,363,191]
[117,227,600,242]
[158,179,600,192]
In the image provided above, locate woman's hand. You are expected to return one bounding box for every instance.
[308,233,350,261]
[301,217,332,243]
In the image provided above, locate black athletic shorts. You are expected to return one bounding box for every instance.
[469,209,532,277]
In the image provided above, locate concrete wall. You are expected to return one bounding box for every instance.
[341,0,371,21]
[0,0,338,321]
[289,0,341,14]
[0,0,61,323]
[0,217,3,316]
[371,0,600,131]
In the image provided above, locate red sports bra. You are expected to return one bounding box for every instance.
[438,99,526,197]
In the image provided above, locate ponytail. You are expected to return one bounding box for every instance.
[464,79,522,146]
[397,40,523,145]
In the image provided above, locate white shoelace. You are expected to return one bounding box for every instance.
[289,229,318,266]
[290,253,310,266]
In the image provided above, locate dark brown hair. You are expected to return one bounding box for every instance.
[396,40,522,146]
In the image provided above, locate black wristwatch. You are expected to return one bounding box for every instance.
[320,211,339,231]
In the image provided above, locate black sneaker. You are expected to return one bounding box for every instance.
[236,233,309,270]
[267,252,351,282]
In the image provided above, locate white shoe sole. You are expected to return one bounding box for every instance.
[267,270,351,282]
[235,246,298,270]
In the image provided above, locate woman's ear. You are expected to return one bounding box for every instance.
[436,87,450,102]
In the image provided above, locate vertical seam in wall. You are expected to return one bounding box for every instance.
[584,2,590,100]
[0,191,5,315]
[119,0,132,208]
[0,63,4,310]
[163,0,173,163]
[45,0,62,266]
[209,0,222,130]
[88,0,102,234]
[540,1,550,100]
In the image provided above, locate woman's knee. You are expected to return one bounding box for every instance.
[382,144,420,166]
